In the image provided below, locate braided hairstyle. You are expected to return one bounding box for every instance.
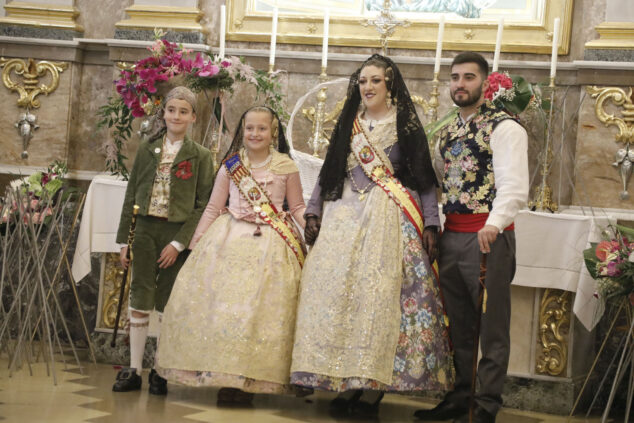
[318,54,437,200]
[223,106,290,161]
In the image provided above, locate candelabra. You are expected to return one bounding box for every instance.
[306,67,331,157]
[529,76,559,212]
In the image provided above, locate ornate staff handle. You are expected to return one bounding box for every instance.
[110,205,140,347]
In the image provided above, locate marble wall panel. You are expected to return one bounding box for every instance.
[77,0,131,39]
[0,59,73,166]
[508,285,535,376]
[606,0,634,21]
[67,63,116,171]
[573,87,634,209]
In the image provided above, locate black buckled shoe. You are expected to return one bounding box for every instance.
[453,406,496,423]
[414,399,468,421]
[112,368,142,392]
[329,390,362,416]
[351,391,384,419]
[148,369,167,396]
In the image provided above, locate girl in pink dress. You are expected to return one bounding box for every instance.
[157,106,306,404]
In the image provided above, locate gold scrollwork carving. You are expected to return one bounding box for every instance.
[0,58,68,109]
[586,86,634,199]
[586,86,634,145]
[536,288,571,377]
[102,253,130,329]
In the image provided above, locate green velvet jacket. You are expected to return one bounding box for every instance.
[116,135,214,247]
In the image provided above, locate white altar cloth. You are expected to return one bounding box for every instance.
[71,174,127,283]
[513,210,613,331]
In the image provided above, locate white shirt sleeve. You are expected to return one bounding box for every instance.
[170,240,186,252]
[432,139,444,184]
[486,119,529,232]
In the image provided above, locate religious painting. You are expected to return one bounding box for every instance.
[227,0,572,54]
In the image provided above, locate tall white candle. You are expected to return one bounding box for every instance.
[550,17,560,78]
[269,6,278,66]
[434,15,445,75]
[321,9,329,68]
[492,18,504,72]
[219,5,226,59]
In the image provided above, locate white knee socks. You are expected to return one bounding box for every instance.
[129,314,150,374]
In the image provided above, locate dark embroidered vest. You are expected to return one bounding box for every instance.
[439,102,513,215]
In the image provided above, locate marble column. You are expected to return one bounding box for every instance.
[0,0,84,40]
[115,0,206,44]
[585,0,634,61]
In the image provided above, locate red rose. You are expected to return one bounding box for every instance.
[485,72,513,100]
[174,160,193,180]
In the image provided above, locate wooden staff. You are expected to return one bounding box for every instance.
[470,253,488,423]
[111,205,139,347]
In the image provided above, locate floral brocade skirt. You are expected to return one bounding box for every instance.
[290,181,454,392]
[156,213,302,394]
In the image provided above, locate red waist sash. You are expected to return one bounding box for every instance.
[444,213,514,233]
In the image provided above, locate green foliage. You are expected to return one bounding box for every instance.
[254,70,289,123]
[96,96,134,180]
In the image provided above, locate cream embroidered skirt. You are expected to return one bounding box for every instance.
[157,213,302,393]
[291,181,454,391]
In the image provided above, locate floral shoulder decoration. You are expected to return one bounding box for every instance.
[425,71,549,140]
[584,224,634,307]
[97,31,288,180]
[174,160,193,180]
[1,160,69,225]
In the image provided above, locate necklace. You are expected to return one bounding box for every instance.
[348,168,374,201]
[249,154,272,169]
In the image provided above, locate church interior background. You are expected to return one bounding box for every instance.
[0,0,633,421]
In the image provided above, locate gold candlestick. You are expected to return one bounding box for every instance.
[529,79,558,212]
[307,66,330,157]
[319,66,328,83]
[210,126,221,172]
[427,72,440,123]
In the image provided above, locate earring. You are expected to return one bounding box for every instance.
[386,91,392,109]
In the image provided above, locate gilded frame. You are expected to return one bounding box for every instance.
[227,0,573,55]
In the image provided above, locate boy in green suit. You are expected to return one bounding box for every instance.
[112,86,214,395]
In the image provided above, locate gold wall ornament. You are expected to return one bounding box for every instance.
[0,1,83,32]
[536,288,571,377]
[115,4,205,33]
[586,86,634,200]
[102,253,130,329]
[463,29,475,40]
[227,0,573,54]
[0,58,68,109]
[585,21,634,50]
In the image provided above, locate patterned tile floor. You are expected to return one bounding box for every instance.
[0,357,612,423]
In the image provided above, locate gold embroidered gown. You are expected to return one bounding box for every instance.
[291,112,454,392]
[157,150,306,393]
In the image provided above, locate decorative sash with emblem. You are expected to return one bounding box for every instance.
[224,152,306,267]
[350,117,426,239]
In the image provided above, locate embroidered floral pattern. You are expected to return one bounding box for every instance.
[440,102,511,215]
[290,213,454,392]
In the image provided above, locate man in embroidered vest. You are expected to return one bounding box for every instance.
[415,52,528,422]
